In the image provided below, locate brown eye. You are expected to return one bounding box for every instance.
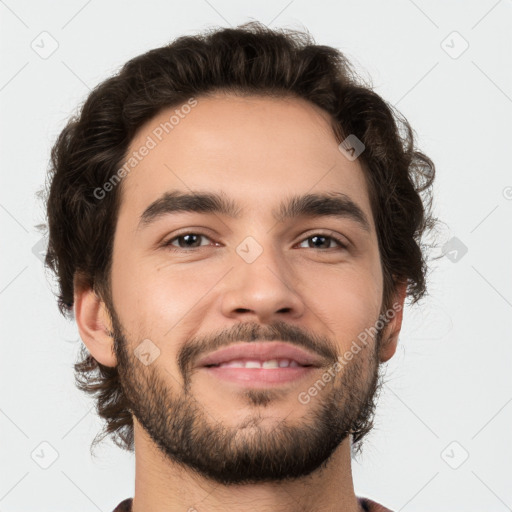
[164,233,213,250]
[297,233,348,250]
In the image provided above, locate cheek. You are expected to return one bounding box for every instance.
[115,261,220,340]
[109,247,160,342]
[305,261,383,348]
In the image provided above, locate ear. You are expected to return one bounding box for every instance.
[74,275,117,367]
[378,280,408,363]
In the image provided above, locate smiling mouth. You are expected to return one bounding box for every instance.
[205,358,312,369]
[195,341,323,387]
[201,359,317,388]
[196,341,324,369]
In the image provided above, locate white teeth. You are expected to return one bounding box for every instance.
[217,361,244,368]
[217,358,302,369]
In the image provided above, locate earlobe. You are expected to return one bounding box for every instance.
[378,280,408,363]
[74,278,117,367]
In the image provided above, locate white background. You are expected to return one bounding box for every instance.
[1,1,511,511]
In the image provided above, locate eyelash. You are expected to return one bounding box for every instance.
[162,231,349,252]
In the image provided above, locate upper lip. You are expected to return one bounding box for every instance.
[196,341,324,368]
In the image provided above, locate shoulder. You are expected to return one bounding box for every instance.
[358,495,394,512]
[112,497,133,512]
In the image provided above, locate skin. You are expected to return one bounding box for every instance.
[74,93,407,512]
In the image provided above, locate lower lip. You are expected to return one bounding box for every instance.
[202,366,316,387]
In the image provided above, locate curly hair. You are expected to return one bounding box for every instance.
[40,21,439,453]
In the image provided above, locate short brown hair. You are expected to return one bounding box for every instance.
[41,21,439,452]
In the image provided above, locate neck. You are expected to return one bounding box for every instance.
[131,421,362,512]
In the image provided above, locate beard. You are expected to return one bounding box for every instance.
[107,303,385,486]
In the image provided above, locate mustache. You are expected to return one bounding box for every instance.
[177,321,339,376]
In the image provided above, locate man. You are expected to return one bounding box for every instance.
[43,21,437,512]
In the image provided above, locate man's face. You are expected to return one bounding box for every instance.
[105,93,393,484]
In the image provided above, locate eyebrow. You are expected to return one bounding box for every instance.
[137,190,371,234]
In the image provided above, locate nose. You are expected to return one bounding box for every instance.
[219,240,306,324]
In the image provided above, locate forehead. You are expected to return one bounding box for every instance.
[117,94,374,231]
